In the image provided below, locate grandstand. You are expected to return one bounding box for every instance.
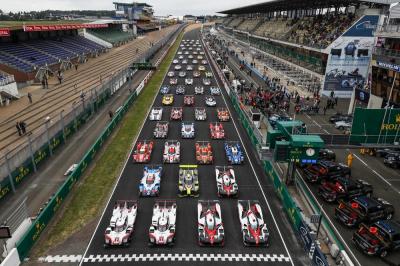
[87,27,134,46]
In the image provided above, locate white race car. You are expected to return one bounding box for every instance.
[193,71,201,78]
[163,140,180,163]
[238,200,269,246]
[203,78,211,86]
[167,71,175,77]
[195,86,204,95]
[186,65,193,71]
[179,71,186,78]
[139,166,162,197]
[198,200,224,246]
[193,59,198,64]
[173,59,179,64]
[215,166,238,197]
[104,201,137,247]
[185,78,193,85]
[153,121,169,139]
[182,60,188,64]
[205,96,216,107]
[174,65,182,70]
[181,122,195,139]
[149,107,163,121]
[210,87,221,96]
[195,108,207,121]
[149,200,177,246]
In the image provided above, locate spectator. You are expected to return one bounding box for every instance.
[75,63,79,71]
[16,121,22,136]
[109,110,114,119]
[27,93,32,104]
[20,121,27,135]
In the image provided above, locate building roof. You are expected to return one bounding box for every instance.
[219,0,394,14]
[113,2,152,7]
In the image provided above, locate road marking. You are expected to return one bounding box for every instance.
[351,152,400,195]
[305,114,329,134]
[203,35,295,266]
[41,254,291,263]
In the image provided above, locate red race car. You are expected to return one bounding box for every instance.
[195,141,213,164]
[184,95,195,106]
[170,107,183,121]
[217,108,230,122]
[132,141,154,163]
[210,122,225,139]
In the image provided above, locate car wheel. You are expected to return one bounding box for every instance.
[380,250,387,258]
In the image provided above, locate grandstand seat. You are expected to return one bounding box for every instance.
[87,28,134,45]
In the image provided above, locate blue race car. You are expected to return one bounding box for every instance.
[139,166,162,197]
[160,86,170,95]
[224,142,244,165]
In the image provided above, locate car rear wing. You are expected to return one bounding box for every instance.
[114,200,138,209]
[165,140,179,145]
[152,107,163,110]
[154,199,177,209]
[196,140,211,145]
[180,164,198,169]
[215,166,233,171]
[156,121,169,125]
[171,107,183,111]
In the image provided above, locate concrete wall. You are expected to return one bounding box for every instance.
[0,248,20,266]
[0,82,19,98]
[83,30,113,49]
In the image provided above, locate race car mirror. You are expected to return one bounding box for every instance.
[0,226,11,239]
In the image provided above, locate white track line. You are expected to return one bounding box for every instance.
[202,34,295,266]
[79,32,181,266]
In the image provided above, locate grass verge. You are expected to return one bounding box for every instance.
[34,30,184,256]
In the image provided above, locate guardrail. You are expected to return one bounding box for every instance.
[14,24,185,261]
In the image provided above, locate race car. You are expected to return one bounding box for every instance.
[185,78,193,85]
[203,78,211,86]
[167,71,175,77]
[163,140,180,163]
[104,200,137,247]
[318,177,373,203]
[149,107,163,121]
[197,55,204,60]
[162,94,174,106]
[181,122,195,139]
[237,200,269,246]
[205,96,216,107]
[174,65,181,70]
[201,60,208,65]
[178,165,199,197]
[198,65,206,71]
[184,95,195,106]
[139,166,162,197]
[172,59,179,64]
[210,122,225,139]
[149,200,177,246]
[132,141,154,163]
[215,166,238,197]
[178,71,186,78]
[195,86,204,95]
[153,121,169,139]
[186,65,193,71]
[179,55,184,59]
[182,59,188,64]
[198,200,224,246]
[193,71,201,78]
[224,142,244,164]
[210,87,221,96]
[188,55,194,59]
[217,108,230,121]
[195,141,213,164]
[169,78,178,85]
[195,108,207,121]
[160,86,170,94]
[205,72,213,78]
[193,59,199,64]
[175,85,185,95]
[170,107,183,121]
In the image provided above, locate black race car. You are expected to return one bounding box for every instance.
[334,196,394,227]
[302,161,350,183]
[318,177,372,203]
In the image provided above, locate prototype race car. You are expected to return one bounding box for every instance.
[163,140,180,163]
[104,200,137,247]
[170,107,183,121]
[224,142,244,164]
[179,71,186,78]
[181,122,195,138]
[217,108,230,121]
[169,78,178,85]
[193,59,199,64]
[185,78,193,85]
[173,59,179,64]
[318,177,373,203]
[182,59,188,64]
[198,65,206,71]
[215,166,238,197]
[139,166,162,197]
[238,200,269,246]
[149,200,177,246]
[201,60,208,65]
[210,87,221,96]
[205,96,216,107]
[184,95,195,106]
[203,78,211,86]
[186,65,193,71]
[197,55,204,60]
[153,121,169,139]
[167,71,175,77]
[210,122,225,139]
[198,200,224,246]
[205,72,213,78]
[178,165,199,197]
[162,94,174,106]
[188,55,194,59]
[193,71,201,78]
[160,86,170,94]
[195,86,204,95]
[174,65,181,70]
[132,141,154,163]
[176,85,185,95]
[195,108,207,121]
[149,107,163,121]
[195,141,213,164]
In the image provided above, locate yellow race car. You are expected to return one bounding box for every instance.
[162,94,174,106]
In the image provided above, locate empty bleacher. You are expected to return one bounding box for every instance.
[87,28,134,46]
[227,18,244,28]
[236,18,261,32]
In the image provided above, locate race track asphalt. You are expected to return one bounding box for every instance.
[80,28,308,266]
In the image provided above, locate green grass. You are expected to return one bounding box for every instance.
[33,30,183,256]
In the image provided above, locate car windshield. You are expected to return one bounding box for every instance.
[115,225,124,233]
[146,174,155,184]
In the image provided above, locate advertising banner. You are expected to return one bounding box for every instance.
[322,15,379,98]
[23,24,108,32]
[0,28,10,37]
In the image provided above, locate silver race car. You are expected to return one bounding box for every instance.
[149,200,177,246]
[193,71,201,78]
[174,65,182,70]
[238,200,269,246]
[104,201,137,247]
[215,166,238,197]
[186,65,193,71]
[198,200,224,246]
[163,140,180,163]
[181,122,195,139]
[205,96,216,107]
[139,166,162,197]
[167,71,174,77]
[178,165,199,197]
[203,78,211,86]
[176,85,185,95]
[153,121,169,139]
[195,86,204,95]
[179,71,186,78]
[185,78,193,85]
[210,87,221,95]
[195,108,207,121]
[149,107,163,121]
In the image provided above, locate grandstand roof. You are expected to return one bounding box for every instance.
[0,20,89,30]
[219,0,394,14]
[113,2,152,7]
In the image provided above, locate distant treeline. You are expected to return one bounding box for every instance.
[0,10,116,20]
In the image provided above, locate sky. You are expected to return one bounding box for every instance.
[0,0,267,16]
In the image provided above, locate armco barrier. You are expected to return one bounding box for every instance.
[202,34,329,266]
[15,25,184,261]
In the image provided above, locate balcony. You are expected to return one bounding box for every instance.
[375,24,400,38]
[373,47,400,65]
